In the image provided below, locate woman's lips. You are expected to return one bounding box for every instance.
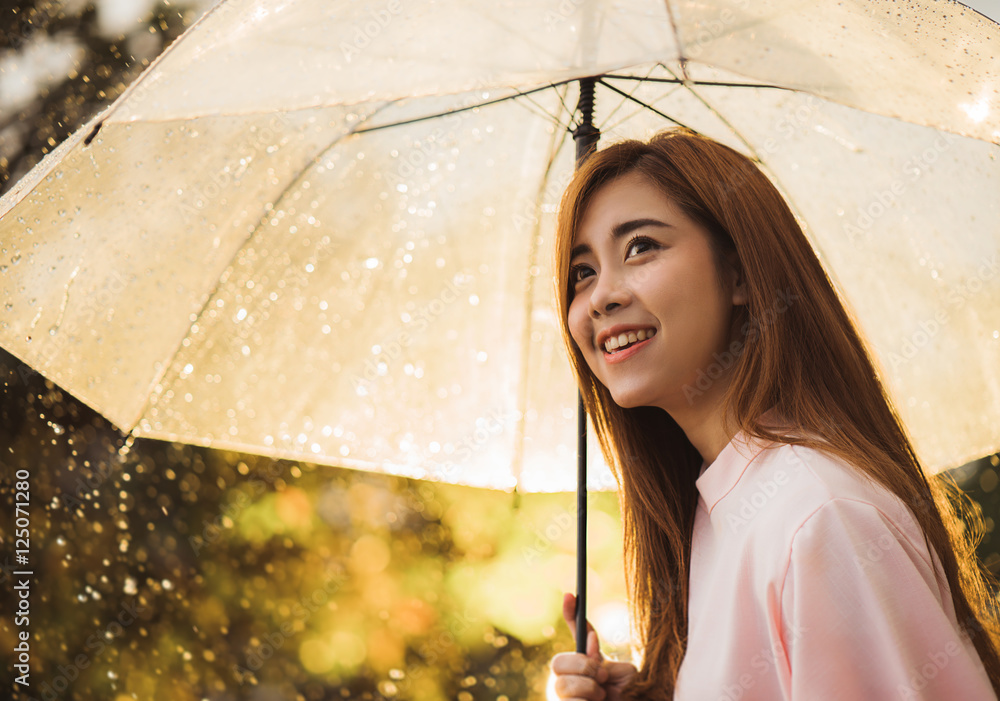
[603,336,654,364]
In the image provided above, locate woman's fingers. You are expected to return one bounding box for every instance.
[553,674,607,701]
[551,652,609,700]
[562,592,597,647]
[554,593,612,700]
[551,652,607,680]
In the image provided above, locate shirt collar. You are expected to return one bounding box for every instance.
[695,429,776,514]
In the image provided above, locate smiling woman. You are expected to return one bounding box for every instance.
[566,172,746,442]
[548,129,1000,701]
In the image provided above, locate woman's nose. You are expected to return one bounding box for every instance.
[589,272,631,318]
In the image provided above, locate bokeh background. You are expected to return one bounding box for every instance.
[1,1,998,700]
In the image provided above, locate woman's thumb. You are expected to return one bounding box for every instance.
[563,593,603,662]
[587,629,604,663]
[562,592,578,636]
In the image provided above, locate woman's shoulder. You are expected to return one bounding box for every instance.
[751,438,923,547]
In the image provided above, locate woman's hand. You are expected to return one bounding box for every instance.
[550,593,637,700]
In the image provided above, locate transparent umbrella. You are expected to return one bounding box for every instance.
[1,0,999,653]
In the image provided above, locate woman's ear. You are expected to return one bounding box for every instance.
[727,251,748,306]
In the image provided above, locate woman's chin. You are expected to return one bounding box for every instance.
[609,387,655,410]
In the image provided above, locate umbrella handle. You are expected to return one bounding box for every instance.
[576,391,588,654]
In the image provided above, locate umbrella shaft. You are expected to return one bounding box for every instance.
[572,76,601,655]
[576,392,588,654]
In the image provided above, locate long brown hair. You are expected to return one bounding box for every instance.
[553,129,1000,699]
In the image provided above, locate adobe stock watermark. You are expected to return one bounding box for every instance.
[843,130,960,245]
[544,0,586,26]
[389,608,479,697]
[683,286,800,403]
[22,599,145,701]
[724,470,790,534]
[54,457,122,515]
[684,0,750,61]
[178,112,297,223]
[512,167,574,235]
[232,566,348,681]
[885,253,999,372]
[188,457,289,556]
[340,0,404,62]
[30,269,129,371]
[423,405,521,483]
[717,94,825,202]
[383,73,500,198]
[351,276,472,394]
[522,508,574,564]
[896,638,968,699]
[851,530,898,575]
[716,620,806,701]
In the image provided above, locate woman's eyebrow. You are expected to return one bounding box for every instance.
[569,218,673,261]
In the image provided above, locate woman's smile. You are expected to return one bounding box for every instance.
[599,327,658,363]
[566,171,745,412]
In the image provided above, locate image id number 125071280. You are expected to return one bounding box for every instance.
[13,467,32,688]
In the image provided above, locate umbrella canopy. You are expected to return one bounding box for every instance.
[1,0,998,493]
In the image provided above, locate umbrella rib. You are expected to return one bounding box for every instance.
[597,64,662,131]
[601,73,797,92]
[597,79,697,134]
[353,79,581,135]
[514,88,576,134]
[512,124,573,490]
[553,83,576,126]
[663,0,690,81]
[129,102,399,432]
[664,64,763,160]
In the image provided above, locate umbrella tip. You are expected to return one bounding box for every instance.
[84,120,104,147]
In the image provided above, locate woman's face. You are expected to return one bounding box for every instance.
[566,172,745,412]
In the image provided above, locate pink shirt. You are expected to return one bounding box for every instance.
[672,430,997,700]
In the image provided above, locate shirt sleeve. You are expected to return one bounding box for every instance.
[780,497,997,701]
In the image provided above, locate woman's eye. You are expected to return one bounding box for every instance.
[570,264,594,284]
[626,236,656,258]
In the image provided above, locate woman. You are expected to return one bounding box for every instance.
[548,129,1000,700]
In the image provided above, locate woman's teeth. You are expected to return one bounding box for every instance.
[604,328,656,353]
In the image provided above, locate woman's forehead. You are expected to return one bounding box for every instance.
[573,178,684,243]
